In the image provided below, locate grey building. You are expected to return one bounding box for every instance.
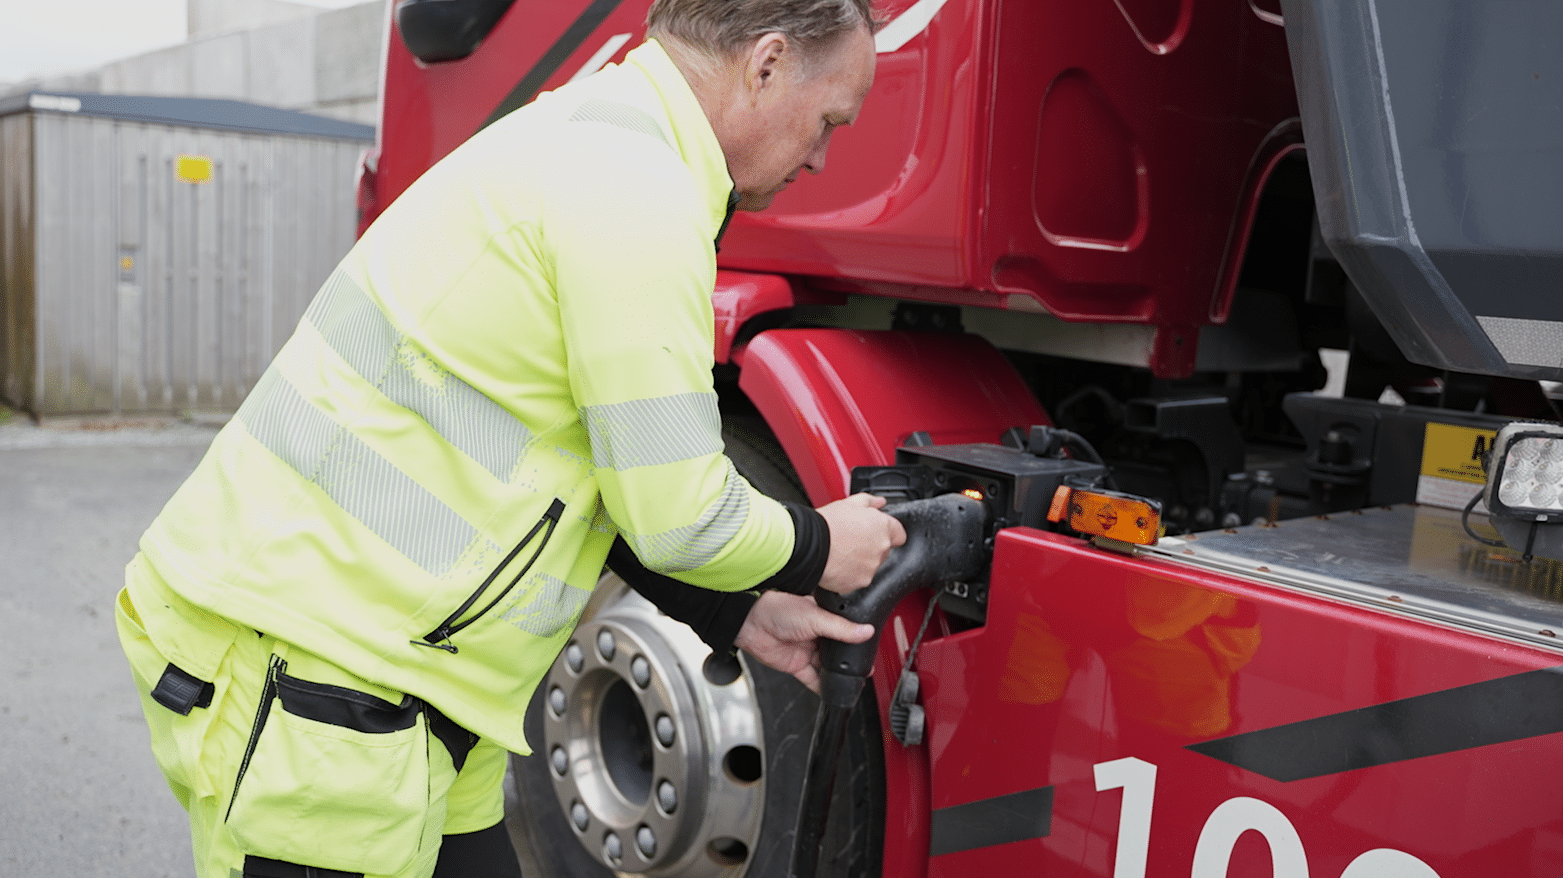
[0,92,372,416]
[2,0,388,126]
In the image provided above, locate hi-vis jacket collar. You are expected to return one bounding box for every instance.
[623,40,739,251]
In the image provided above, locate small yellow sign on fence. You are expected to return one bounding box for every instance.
[176,154,213,184]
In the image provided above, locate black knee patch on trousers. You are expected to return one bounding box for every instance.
[240,821,523,878]
[433,822,524,878]
[243,855,361,877]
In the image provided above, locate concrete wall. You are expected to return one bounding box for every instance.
[188,0,320,38]
[5,1,387,126]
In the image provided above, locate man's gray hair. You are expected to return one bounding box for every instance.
[647,0,878,61]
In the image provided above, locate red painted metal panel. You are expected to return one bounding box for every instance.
[871,589,944,878]
[975,0,1298,329]
[902,528,1563,876]
[735,328,1049,505]
[712,270,795,364]
[719,0,990,292]
[718,0,1301,377]
[371,2,1302,377]
[375,1,651,215]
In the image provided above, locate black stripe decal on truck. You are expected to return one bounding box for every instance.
[928,786,1053,857]
[1188,665,1563,782]
[480,0,624,130]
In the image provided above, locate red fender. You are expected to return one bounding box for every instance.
[735,328,1051,506]
[735,326,1049,878]
[712,270,797,364]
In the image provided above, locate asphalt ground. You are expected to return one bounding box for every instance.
[0,409,221,875]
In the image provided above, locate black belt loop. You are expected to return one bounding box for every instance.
[425,702,479,772]
[242,854,363,877]
[150,663,215,716]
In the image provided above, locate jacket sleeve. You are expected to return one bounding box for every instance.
[608,537,756,655]
[549,136,796,592]
[610,500,831,653]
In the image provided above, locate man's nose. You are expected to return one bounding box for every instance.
[802,140,830,175]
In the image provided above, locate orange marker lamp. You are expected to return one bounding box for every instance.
[1048,485,1162,546]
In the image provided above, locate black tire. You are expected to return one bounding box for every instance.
[745,662,884,878]
[720,415,808,504]
[505,415,884,878]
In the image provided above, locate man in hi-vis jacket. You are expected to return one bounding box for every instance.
[115,1,901,876]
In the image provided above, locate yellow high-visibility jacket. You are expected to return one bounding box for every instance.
[133,40,801,755]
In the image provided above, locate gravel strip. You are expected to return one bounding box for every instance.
[0,408,224,450]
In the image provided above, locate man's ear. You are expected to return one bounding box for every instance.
[746,32,790,97]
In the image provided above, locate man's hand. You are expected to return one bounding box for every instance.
[734,590,875,693]
[816,493,906,594]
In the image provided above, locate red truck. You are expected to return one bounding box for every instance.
[358,1,1563,875]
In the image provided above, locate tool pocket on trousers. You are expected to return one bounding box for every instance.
[227,660,432,876]
[116,586,225,804]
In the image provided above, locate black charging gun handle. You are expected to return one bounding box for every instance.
[812,493,989,710]
[790,492,989,878]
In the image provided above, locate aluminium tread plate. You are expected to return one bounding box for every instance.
[1147,504,1563,653]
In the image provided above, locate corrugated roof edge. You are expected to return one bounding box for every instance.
[0,92,374,142]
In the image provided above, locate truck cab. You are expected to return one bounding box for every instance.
[363,1,1563,875]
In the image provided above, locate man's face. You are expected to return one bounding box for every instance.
[727,26,876,212]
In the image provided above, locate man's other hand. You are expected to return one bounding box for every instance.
[816,493,905,595]
[734,591,874,693]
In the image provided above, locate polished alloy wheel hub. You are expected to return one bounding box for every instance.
[542,589,766,876]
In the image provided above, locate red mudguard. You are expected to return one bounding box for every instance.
[735,327,1050,506]
[735,325,1050,878]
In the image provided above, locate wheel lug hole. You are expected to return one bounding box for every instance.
[702,652,742,685]
[597,630,616,661]
[564,643,583,673]
[707,837,749,867]
[570,801,589,831]
[654,713,675,747]
[723,744,763,785]
[631,655,651,688]
[550,746,568,777]
[657,779,677,814]
[637,825,657,857]
[548,686,566,716]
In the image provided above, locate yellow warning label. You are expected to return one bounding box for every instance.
[176,154,213,184]
[1420,422,1496,485]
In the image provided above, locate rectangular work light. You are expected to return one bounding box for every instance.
[1485,422,1563,519]
[1480,421,1563,562]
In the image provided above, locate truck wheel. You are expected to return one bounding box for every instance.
[504,417,884,878]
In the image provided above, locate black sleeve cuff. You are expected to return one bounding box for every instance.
[757,503,830,595]
[607,537,759,656]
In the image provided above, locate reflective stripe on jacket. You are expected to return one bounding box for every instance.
[136,40,795,754]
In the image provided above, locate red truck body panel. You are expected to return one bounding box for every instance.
[375,1,652,217]
[722,0,1299,370]
[369,1,1563,874]
[902,527,1563,877]
[370,0,1301,377]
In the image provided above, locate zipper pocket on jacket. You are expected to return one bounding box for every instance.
[226,654,285,820]
[418,498,566,654]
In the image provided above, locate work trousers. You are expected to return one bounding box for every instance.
[116,563,519,878]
